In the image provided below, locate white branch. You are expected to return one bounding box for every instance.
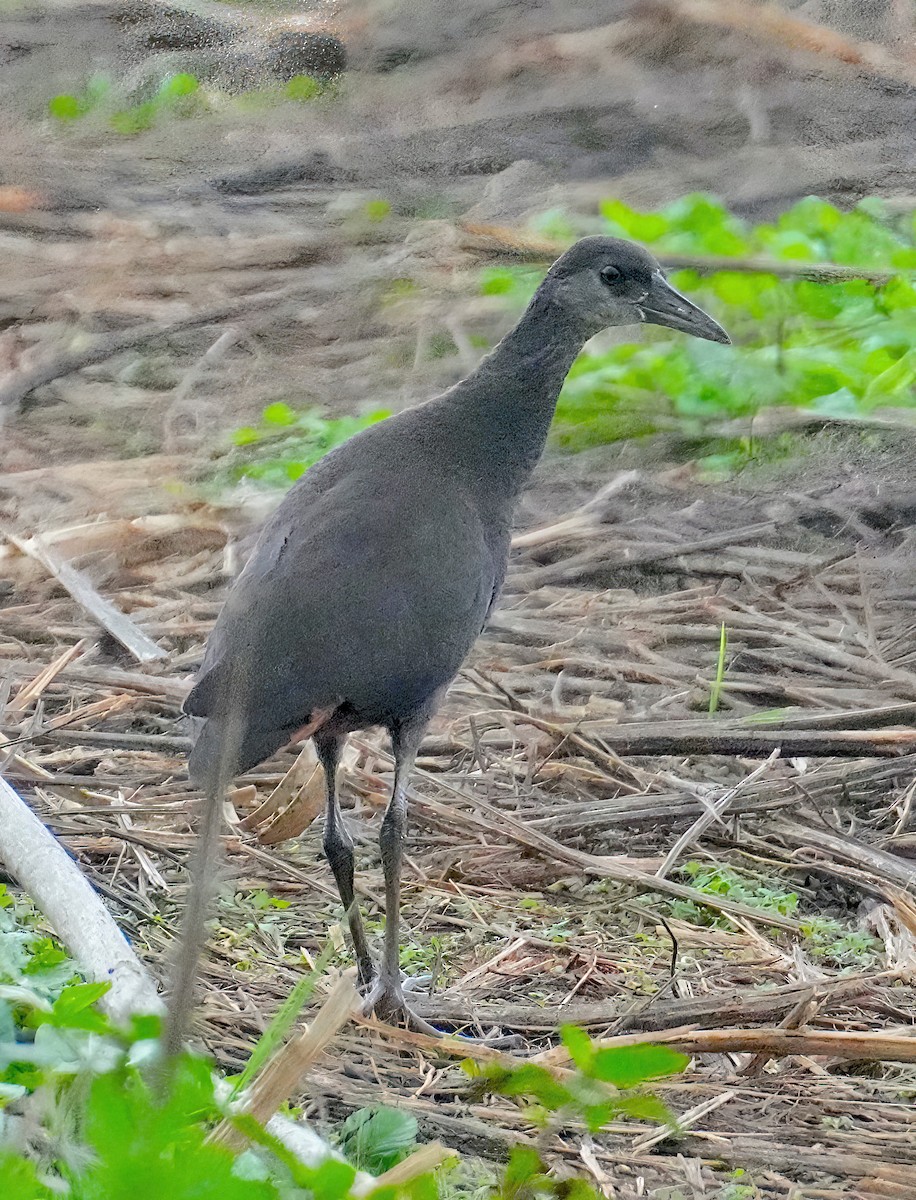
[0,775,164,1022]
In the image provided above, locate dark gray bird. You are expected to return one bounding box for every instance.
[184,236,728,1029]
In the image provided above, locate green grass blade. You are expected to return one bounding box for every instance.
[708,622,728,715]
[231,943,334,1098]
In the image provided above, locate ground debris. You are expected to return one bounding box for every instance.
[2,467,916,1196]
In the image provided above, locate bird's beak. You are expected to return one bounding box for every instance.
[640,271,731,344]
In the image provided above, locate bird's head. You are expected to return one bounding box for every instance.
[547,235,730,345]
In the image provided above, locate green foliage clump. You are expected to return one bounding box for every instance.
[224,403,391,489]
[285,74,323,102]
[799,917,882,969]
[0,892,685,1199]
[49,73,205,135]
[484,195,916,460]
[49,68,330,136]
[336,1107,418,1174]
[465,1025,687,1132]
[668,861,799,926]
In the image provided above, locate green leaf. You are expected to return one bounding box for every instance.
[487,1062,571,1109]
[338,1106,418,1174]
[261,401,297,426]
[49,94,82,120]
[559,1024,593,1072]
[311,1158,360,1200]
[159,72,199,99]
[130,1013,163,1041]
[32,981,112,1033]
[110,102,158,135]
[600,198,668,242]
[364,199,392,222]
[0,1154,54,1199]
[22,937,69,975]
[590,1043,689,1087]
[286,74,322,101]
[403,1174,440,1200]
[614,1093,675,1123]
[863,347,916,404]
[500,1145,545,1198]
[232,426,261,446]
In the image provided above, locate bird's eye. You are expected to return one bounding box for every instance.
[600,265,622,285]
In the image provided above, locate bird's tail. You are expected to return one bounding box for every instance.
[164,710,247,1063]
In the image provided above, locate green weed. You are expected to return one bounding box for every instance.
[466,1025,686,1132]
[708,623,728,714]
[0,891,683,1199]
[221,403,391,489]
[49,69,328,137]
[50,72,206,135]
[668,862,799,926]
[484,195,916,463]
[799,917,881,968]
[335,1106,418,1174]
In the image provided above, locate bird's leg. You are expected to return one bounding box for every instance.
[367,712,441,1030]
[373,731,415,1020]
[362,717,524,1049]
[316,731,374,989]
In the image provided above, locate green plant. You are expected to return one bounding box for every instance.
[222,403,391,489]
[49,72,205,135]
[49,67,329,137]
[708,622,728,714]
[364,199,392,222]
[285,74,323,102]
[667,862,799,926]
[465,1025,687,1132]
[0,889,684,1199]
[484,195,916,464]
[47,74,112,122]
[800,917,881,968]
[336,1106,418,1174]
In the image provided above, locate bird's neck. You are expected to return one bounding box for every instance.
[441,285,587,504]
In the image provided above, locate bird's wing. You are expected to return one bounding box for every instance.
[186,451,496,774]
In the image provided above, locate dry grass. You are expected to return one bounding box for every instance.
[3,464,916,1198]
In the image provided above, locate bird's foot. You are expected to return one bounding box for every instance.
[362,974,523,1048]
[361,974,443,1036]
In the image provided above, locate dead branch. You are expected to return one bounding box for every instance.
[3,531,168,663]
[0,775,164,1022]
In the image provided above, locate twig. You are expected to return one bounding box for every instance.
[409,973,881,1033]
[458,222,913,286]
[630,1090,733,1155]
[0,283,314,413]
[512,521,779,590]
[404,767,803,931]
[6,639,88,711]
[210,971,361,1148]
[774,819,916,892]
[520,720,916,759]
[2,531,167,663]
[656,749,780,879]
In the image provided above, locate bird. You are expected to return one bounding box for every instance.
[184,235,729,1031]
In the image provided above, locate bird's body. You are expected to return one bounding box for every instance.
[189,424,501,774]
[185,237,729,1030]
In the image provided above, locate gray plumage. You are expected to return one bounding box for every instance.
[184,236,728,1027]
